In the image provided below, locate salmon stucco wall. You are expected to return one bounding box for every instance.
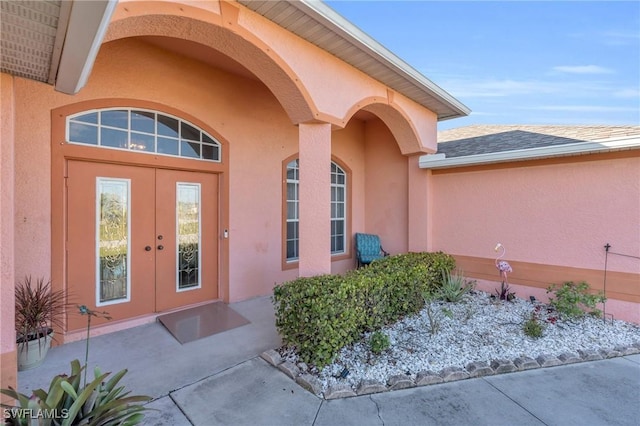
[1,73,17,395]
[431,156,640,274]
[331,121,367,274]
[364,119,409,254]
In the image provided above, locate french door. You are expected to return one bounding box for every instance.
[66,160,218,331]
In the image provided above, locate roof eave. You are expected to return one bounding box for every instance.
[293,0,470,120]
[419,136,640,169]
[54,0,118,95]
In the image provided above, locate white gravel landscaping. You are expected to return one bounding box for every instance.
[278,291,640,395]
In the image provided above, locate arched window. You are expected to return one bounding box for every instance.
[66,108,221,162]
[284,158,347,262]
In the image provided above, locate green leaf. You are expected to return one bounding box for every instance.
[61,372,109,426]
[60,380,78,401]
[103,369,127,393]
[43,377,66,409]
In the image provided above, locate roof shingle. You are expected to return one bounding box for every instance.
[437,125,640,158]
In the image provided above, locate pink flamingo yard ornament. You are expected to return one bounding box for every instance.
[494,243,513,283]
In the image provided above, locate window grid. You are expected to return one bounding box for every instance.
[285,159,347,262]
[331,163,346,255]
[66,108,221,162]
[285,159,299,262]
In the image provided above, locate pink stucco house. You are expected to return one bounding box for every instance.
[1,0,638,393]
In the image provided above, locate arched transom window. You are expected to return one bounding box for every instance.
[66,108,221,162]
[285,159,347,262]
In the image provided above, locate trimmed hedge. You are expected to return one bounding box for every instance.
[273,251,455,368]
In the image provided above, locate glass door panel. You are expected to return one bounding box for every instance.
[177,183,201,290]
[96,178,131,305]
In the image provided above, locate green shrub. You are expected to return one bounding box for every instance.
[547,281,606,319]
[369,331,390,354]
[523,313,545,338]
[273,251,455,368]
[273,274,362,367]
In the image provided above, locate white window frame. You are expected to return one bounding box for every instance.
[331,163,347,255]
[66,108,221,162]
[284,159,347,262]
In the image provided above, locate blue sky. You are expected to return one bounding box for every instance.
[325,1,640,130]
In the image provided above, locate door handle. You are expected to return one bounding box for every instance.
[157,245,164,251]
[145,246,152,251]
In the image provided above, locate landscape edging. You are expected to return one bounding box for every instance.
[261,343,640,399]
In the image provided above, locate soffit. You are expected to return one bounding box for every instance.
[0,0,65,84]
[237,0,470,121]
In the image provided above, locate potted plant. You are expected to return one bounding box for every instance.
[15,276,67,371]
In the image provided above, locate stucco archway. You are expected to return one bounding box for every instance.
[104,1,317,125]
[344,98,424,156]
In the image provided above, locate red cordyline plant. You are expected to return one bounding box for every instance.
[15,276,67,353]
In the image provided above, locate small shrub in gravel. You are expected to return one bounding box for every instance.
[369,331,390,354]
[523,312,545,338]
[547,281,606,319]
[494,281,516,301]
[437,270,476,303]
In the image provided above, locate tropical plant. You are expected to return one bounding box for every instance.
[547,281,606,319]
[0,359,151,425]
[437,270,475,303]
[369,331,390,355]
[2,305,151,425]
[15,276,67,355]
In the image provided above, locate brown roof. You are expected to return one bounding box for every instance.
[437,125,640,158]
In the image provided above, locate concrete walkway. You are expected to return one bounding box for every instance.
[18,296,640,426]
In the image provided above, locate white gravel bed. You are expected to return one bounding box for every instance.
[279,291,640,393]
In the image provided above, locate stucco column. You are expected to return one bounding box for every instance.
[298,122,332,276]
[0,73,17,400]
[407,155,432,252]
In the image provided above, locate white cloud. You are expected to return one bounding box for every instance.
[440,77,619,99]
[552,65,614,74]
[528,105,638,113]
[599,30,640,46]
[442,79,559,98]
[613,88,640,98]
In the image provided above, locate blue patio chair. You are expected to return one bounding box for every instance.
[355,233,389,268]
